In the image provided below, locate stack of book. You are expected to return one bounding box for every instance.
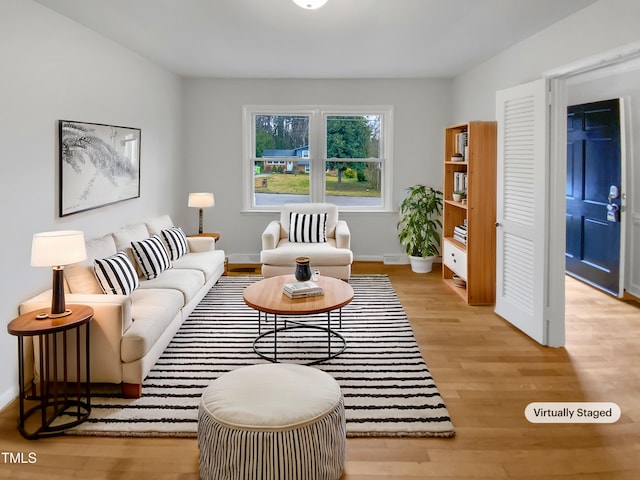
[453,224,467,245]
[283,281,324,299]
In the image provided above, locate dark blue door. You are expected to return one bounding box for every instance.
[566,99,621,295]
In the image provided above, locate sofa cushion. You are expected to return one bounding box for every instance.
[113,223,151,276]
[173,250,226,281]
[162,227,189,260]
[131,235,173,280]
[288,212,327,243]
[145,215,174,236]
[94,251,139,295]
[121,288,184,363]
[65,234,118,294]
[138,268,205,305]
[260,238,353,266]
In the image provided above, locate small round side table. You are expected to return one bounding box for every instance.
[7,305,93,439]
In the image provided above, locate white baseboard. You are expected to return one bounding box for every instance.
[227,254,261,264]
[354,255,384,262]
[0,386,17,411]
[226,253,442,265]
[383,254,409,265]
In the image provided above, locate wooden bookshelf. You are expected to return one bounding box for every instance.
[442,122,497,305]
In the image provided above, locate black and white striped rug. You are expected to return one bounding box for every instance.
[73,275,454,438]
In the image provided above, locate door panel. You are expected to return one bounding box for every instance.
[495,79,548,345]
[565,99,621,295]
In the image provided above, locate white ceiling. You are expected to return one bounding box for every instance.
[34,0,597,78]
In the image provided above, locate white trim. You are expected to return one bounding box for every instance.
[546,77,567,347]
[544,41,640,79]
[618,98,627,298]
[545,41,640,342]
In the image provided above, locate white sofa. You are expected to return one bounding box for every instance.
[19,215,225,398]
[260,203,353,280]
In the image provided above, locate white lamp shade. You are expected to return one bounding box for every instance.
[31,230,87,267]
[292,0,328,9]
[188,192,215,208]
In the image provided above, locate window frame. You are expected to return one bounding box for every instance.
[242,105,394,212]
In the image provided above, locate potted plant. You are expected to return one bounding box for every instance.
[397,185,443,273]
[452,190,466,202]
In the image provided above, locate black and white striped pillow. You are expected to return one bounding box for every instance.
[162,227,189,260]
[288,212,327,243]
[131,235,172,280]
[94,251,139,295]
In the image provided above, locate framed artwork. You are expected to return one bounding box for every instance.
[59,120,141,216]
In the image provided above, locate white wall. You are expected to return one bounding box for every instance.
[179,78,452,261]
[452,0,640,122]
[0,0,183,408]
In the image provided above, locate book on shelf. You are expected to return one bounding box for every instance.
[455,131,468,158]
[454,225,467,236]
[453,172,468,194]
[453,224,467,245]
[283,281,324,298]
[453,233,467,245]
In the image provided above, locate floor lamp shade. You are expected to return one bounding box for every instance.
[188,192,215,234]
[31,230,87,318]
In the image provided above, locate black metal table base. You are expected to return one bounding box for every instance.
[253,310,346,365]
[19,398,91,440]
[16,324,91,439]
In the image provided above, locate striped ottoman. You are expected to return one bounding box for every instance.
[198,363,346,480]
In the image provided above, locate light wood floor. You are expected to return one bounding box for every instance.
[1,263,638,479]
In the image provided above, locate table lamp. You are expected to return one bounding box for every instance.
[31,230,87,319]
[188,192,215,234]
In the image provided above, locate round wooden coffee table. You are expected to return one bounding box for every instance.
[243,275,354,364]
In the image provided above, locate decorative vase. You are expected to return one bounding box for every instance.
[294,256,312,281]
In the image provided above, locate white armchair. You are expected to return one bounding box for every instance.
[260,203,353,280]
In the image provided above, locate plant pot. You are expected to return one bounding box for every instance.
[409,255,434,273]
[452,193,463,202]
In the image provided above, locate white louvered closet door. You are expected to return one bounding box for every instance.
[495,79,548,345]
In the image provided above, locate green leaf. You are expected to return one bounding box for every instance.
[397,185,443,257]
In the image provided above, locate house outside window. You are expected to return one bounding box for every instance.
[242,105,393,211]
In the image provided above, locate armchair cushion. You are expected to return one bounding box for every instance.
[288,212,327,243]
[280,203,338,238]
[261,239,353,266]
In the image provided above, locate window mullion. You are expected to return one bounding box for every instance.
[309,110,324,203]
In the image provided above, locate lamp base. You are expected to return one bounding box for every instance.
[35,309,73,320]
[49,309,73,319]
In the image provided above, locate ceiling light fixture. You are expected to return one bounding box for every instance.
[292,0,328,10]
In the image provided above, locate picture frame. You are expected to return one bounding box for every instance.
[59,120,141,216]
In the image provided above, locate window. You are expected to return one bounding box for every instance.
[243,105,393,211]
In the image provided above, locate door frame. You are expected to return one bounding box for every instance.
[544,41,640,344]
